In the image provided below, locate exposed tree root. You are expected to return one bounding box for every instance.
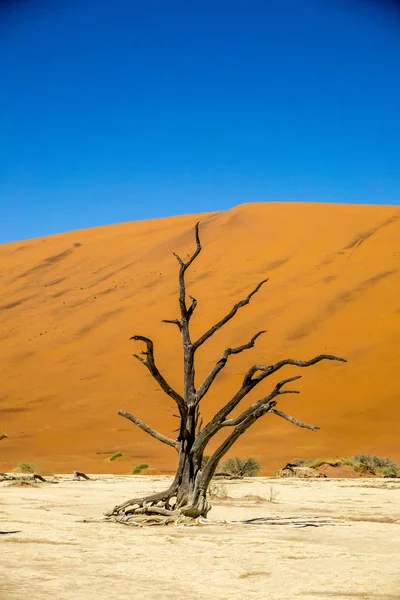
[105,488,211,527]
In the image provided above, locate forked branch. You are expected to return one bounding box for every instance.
[193,279,268,350]
[195,330,266,403]
[118,410,179,450]
[243,354,347,385]
[174,222,202,322]
[194,354,345,452]
[221,376,302,427]
[200,379,319,486]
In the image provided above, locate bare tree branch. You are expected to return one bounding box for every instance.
[197,414,203,435]
[193,279,268,350]
[194,353,345,452]
[221,376,301,427]
[173,222,202,323]
[130,335,185,413]
[118,410,179,450]
[161,319,182,329]
[199,392,320,488]
[195,330,266,403]
[173,222,202,272]
[199,399,277,486]
[270,408,319,431]
[187,296,197,319]
[244,354,347,385]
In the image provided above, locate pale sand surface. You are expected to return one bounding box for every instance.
[1,476,399,600]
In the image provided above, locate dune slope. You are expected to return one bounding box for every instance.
[1,202,399,474]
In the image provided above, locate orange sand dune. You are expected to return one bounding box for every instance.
[1,202,399,475]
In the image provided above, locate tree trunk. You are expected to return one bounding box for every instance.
[106,409,211,523]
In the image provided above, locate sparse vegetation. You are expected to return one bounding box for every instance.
[14,462,35,474]
[290,455,399,477]
[7,480,38,487]
[343,455,399,477]
[241,487,280,503]
[132,463,148,474]
[293,458,341,469]
[207,481,229,500]
[109,452,122,462]
[265,486,280,503]
[221,457,261,478]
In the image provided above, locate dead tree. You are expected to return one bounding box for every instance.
[106,223,345,524]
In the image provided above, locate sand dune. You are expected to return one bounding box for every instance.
[1,202,399,474]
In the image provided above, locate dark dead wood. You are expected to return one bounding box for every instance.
[161,319,182,329]
[193,280,268,350]
[130,335,185,413]
[243,354,347,385]
[174,222,202,323]
[270,408,319,431]
[187,295,197,319]
[118,410,179,450]
[74,471,90,481]
[194,356,344,453]
[195,330,266,402]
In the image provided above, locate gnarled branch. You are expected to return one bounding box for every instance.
[174,222,202,323]
[161,319,182,329]
[194,354,345,452]
[173,222,201,272]
[195,330,266,403]
[270,408,319,431]
[118,410,179,450]
[222,376,301,427]
[244,354,347,385]
[199,400,276,488]
[130,335,185,413]
[193,280,268,350]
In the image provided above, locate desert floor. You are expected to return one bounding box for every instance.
[1,476,399,600]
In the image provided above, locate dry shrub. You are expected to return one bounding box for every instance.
[7,480,38,487]
[208,481,229,500]
[265,486,280,503]
[221,457,261,478]
[12,463,35,474]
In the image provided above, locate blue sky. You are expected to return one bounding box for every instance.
[1,0,399,242]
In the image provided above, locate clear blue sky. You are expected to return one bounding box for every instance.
[1,0,399,242]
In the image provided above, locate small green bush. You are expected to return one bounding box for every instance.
[16,462,35,473]
[109,452,122,462]
[221,457,261,478]
[379,465,398,477]
[132,463,149,474]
